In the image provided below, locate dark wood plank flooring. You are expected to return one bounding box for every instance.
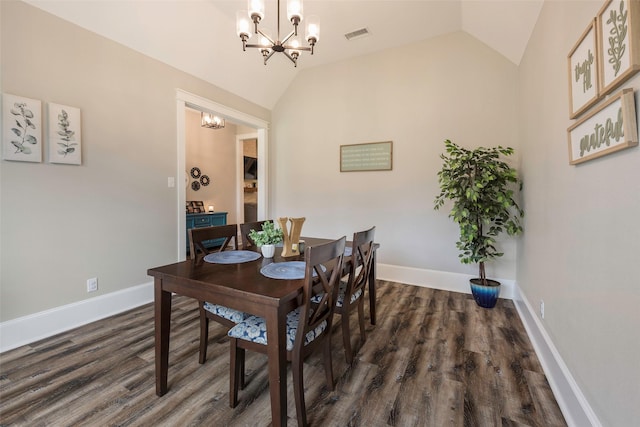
[0,281,566,426]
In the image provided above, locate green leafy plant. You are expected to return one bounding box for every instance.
[434,139,523,285]
[248,220,283,246]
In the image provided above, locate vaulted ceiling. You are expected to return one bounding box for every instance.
[24,0,544,109]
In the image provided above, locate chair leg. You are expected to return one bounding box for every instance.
[229,338,244,408]
[323,335,335,390]
[292,352,308,427]
[341,310,353,364]
[199,309,209,364]
[358,298,367,343]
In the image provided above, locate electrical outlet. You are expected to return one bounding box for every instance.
[87,277,98,293]
[540,299,545,319]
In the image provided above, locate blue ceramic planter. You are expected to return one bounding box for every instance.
[470,279,501,308]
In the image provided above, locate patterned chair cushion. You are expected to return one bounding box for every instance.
[227,307,327,351]
[204,302,251,324]
[310,281,363,308]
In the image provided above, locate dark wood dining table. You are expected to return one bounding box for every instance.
[147,236,378,427]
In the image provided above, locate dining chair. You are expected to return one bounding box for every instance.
[189,224,250,365]
[227,236,346,427]
[334,226,376,364]
[239,220,267,250]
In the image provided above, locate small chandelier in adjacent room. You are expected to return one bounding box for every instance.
[236,0,319,67]
[201,113,225,129]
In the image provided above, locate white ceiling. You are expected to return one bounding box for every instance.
[25,0,543,109]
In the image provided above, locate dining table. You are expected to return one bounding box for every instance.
[147,236,378,427]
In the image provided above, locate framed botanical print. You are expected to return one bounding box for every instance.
[48,103,82,165]
[597,0,640,95]
[2,94,42,162]
[568,20,600,119]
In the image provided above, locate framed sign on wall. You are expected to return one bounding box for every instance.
[568,19,601,119]
[340,141,393,172]
[567,88,638,165]
[597,0,640,95]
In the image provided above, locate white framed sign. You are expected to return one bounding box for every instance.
[340,141,393,172]
[597,0,640,95]
[568,19,600,119]
[567,88,637,165]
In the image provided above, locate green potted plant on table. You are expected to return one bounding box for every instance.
[248,220,284,258]
[434,139,523,308]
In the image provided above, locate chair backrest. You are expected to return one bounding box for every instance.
[189,224,238,260]
[239,220,267,249]
[344,226,376,300]
[294,236,346,356]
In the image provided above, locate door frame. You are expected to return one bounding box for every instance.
[176,89,269,260]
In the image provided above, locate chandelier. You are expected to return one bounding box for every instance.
[236,0,319,67]
[201,113,225,129]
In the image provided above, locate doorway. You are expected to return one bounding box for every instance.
[176,89,269,260]
[240,137,258,223]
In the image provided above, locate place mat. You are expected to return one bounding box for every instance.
[204,250,261,264]
[260,261,327,280]
[260,261,306,280]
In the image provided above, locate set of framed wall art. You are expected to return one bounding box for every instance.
[2,93,82,165]
[567,0,639,165]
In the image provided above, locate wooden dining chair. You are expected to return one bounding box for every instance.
[239,220,267,249]
[188,223,238,259]
[227,236,346,427]
[335,226,376,364]
[189,224,250,365]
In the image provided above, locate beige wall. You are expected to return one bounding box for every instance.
[517,1,640,425]
[0,1,269,320]
[185,109,238,222]
[271,31,520,280]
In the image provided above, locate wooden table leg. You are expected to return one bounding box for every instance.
[265,307,288,427]
[155,277,172,396]
[368,250,377,325]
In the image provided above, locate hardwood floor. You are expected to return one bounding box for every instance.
[0,281,566,426]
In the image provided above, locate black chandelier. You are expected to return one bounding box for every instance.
[236,0,319,67]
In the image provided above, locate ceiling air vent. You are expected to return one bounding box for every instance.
[344,27,370,41]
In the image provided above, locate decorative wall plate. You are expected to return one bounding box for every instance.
[191,181,201,191]
[200,175,210,186]
[190,167,201,179]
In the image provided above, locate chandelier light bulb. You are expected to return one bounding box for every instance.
[248,0,265,25]
[305,15,320,43]
[287,0,303,26]
[259,29,272,47]
[236,10,251,39]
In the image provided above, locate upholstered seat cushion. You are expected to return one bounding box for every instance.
[310,281,362,308]
[227,307,327,351]
[204,302,250,324]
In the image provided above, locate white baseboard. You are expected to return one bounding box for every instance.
[0,281,153,353]
[513,288,602,427]
[377,263,516,299]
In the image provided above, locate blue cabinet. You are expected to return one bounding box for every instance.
[186,212,228,253]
